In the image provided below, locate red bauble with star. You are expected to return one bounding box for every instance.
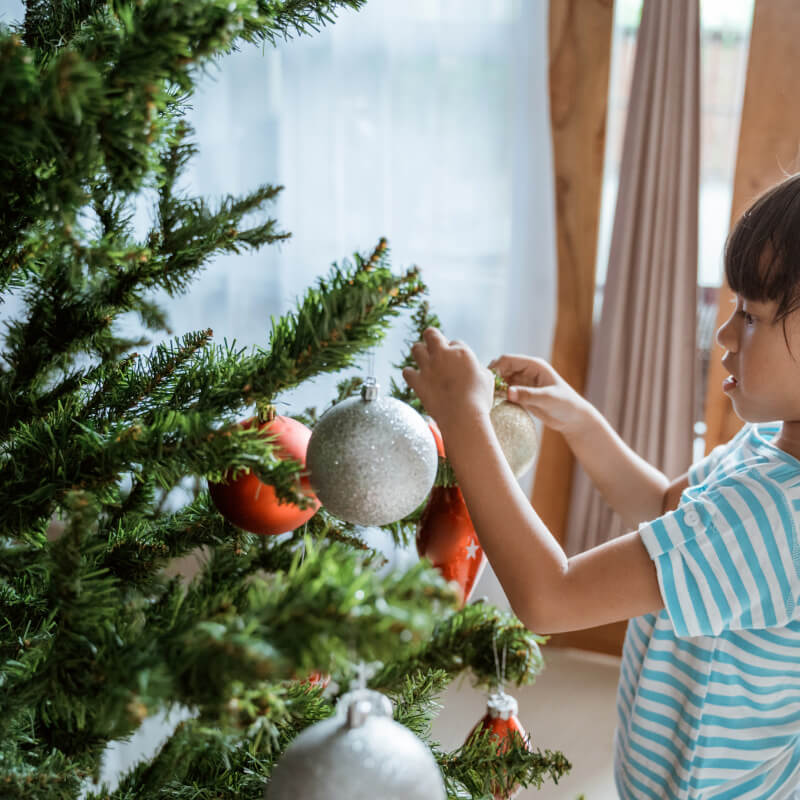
[208,412,320,535]
[416,481,486,606]
[467,690,532,799]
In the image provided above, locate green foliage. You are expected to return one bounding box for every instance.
[373,601,547,690]
[0,1,568,797]
[390,299,442,412]
[441,728,571,799]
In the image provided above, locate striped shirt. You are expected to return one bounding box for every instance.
[615,422,800,799]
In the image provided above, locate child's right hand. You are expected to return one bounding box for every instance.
[488,355,591,437]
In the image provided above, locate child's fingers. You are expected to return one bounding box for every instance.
[402,366,420,389]
[410,340,431,368]
[422,326,448,351]
[489,354,530,376]
[493,364,536,387]
[492,355,553,386]
[507,385,555,410]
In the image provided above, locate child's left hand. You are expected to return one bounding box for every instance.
[402,327,495,433]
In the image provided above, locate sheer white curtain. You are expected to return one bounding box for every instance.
[134,0,556,605]
[0,0,556,787]
[166,0,556,415]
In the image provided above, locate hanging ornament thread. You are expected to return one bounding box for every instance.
[465,635,533,800]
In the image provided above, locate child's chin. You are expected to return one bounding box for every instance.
[726,397,755,423]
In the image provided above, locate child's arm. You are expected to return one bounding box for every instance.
[404,330,665,633]
[490,354,679,527]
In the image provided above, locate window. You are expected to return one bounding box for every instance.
[595,0,754,460]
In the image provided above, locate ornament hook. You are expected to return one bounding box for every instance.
[360,350,378,401]
[354,660,369,690]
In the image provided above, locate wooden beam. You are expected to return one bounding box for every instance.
[533,0,613,543]
[704,0,800,452]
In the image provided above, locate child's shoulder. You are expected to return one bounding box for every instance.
[689,422,800,492]
[689,422,788,476]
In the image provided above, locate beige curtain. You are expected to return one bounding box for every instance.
[564,0,700,555]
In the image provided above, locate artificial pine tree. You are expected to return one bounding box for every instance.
[0,1,571,797]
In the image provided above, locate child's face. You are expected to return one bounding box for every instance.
[716,295,800,423]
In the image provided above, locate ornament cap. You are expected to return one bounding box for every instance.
[256,402,277,423]
[486,690,519,720]
[347,699,372,729]
[361,377,379,401]
[338,688,393,725]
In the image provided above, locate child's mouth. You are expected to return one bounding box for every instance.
[723,375,738,392]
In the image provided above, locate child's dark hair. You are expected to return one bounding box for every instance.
[725,173,800,327]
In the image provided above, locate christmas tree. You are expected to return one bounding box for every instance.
[0,1,570,797]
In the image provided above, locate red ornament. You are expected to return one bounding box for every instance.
[416,484,486,606]
[306,671,331,689]
[428,418,445,457]
[208,413,320,535]
[467,691,532,799]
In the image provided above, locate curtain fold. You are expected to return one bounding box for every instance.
[564,0,700,555]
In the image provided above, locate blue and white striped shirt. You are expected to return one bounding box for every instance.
[615,422,800,799]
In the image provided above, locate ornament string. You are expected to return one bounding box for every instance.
[354,661,369,690]
[491,633,508,694]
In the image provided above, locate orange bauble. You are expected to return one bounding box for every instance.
[416,484,486,606]
[208,414,320,535]
[467,691,532,799]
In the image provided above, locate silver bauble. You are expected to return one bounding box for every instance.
[307,379,438,526]
[490,396,539,477]
[265,689,446,800]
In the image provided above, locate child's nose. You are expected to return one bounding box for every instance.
[715,311,738,351]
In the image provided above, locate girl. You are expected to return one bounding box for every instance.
[403,173,800,799]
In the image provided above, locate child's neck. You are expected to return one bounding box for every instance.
[773,422,800,462]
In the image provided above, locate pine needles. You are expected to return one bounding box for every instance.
[0,2,569,798]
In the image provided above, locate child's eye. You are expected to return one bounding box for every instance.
[743,311,755,325]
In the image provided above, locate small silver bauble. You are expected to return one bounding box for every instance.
[265,689,446,800]
[306,379,438,526]
[490,395,539,477]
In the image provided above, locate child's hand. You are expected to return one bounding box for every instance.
[488,354,590,436]
[402,328,495,432]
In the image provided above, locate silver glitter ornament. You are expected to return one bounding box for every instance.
[490,396,539,477]
[306,379,438,526]
[265,689,446,800]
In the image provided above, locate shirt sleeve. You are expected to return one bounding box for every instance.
[638,473,800,637]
